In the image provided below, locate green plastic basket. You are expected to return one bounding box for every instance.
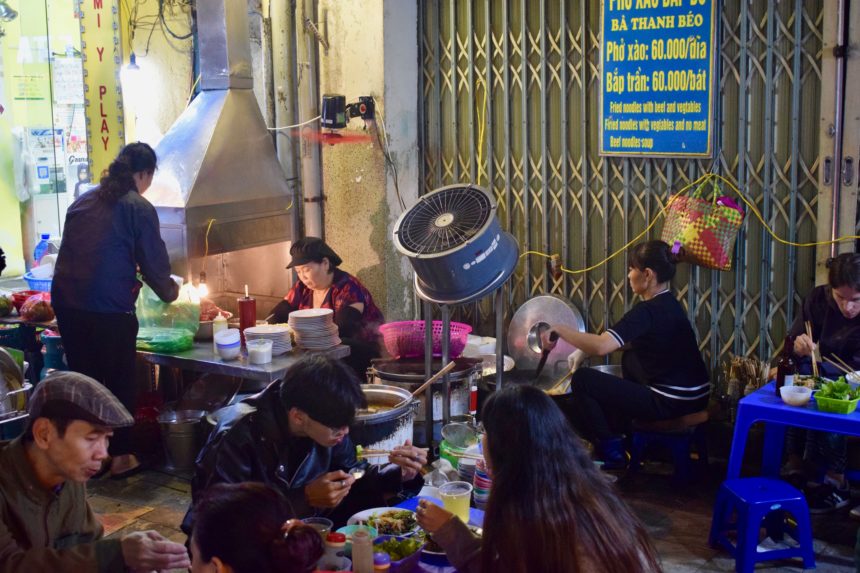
[814,395,859,415]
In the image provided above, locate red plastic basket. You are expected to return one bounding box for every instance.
[379,320,472,359]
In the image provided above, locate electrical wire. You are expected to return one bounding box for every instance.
[374,106,407,212]
[520,172,860,275]
[267,115,321,131]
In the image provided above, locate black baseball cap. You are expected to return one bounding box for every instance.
[286,237,343,269]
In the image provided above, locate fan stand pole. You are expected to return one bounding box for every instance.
[423,300,434,452]
[441,305,451,427]
[495,286,504,390]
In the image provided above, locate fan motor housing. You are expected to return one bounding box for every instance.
[393,184,519,305]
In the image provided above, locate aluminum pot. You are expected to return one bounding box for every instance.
[350,385,417,464]
[366,358,480,446]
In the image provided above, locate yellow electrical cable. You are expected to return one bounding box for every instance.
[203,218,215,259]
[520,172,860,275]
[476,83,487,186]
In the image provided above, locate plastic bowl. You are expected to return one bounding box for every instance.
[11,290,40,313]
[335,525,378,556]
[780,385,812,407]
[216,340,241,361]
[22,272,52,292]
[373,535,425,573]
[214,328,241,345]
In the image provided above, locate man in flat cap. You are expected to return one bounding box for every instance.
[0,371,190,573]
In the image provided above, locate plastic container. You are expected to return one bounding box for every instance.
[815,395,860,415]
[318,532,347,571]
[211,314,228,353]
[247,339,273,364]
[373,552,391,571]
[779,385,812,407]
[379,320,472,359]
[215,328,241,361]
[237,296,256,345]
[335,525,379,557]
[372,536,426,573]
[351,529,374,573]
[22,273,52,293]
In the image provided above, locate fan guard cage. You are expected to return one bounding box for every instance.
[395,186,494,256]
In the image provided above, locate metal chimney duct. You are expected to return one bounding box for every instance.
[144,0,294,278]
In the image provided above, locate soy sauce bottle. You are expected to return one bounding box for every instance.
[775,335,797,397]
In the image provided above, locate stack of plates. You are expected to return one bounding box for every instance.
[472,458,492,510]
[288,309,341,350]
[244,324,293,356]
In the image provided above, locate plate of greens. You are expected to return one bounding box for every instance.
[814,377,860,414]
[347,508,420,536]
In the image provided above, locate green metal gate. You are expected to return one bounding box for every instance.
[419,0,823,373]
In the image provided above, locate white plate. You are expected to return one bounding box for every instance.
[346,507,420,536]
[289,308,334,319]
[245,325,290,335]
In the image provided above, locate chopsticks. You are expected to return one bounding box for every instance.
[451,451,484,461]
[822,356,852,376]
[804,321,819,378]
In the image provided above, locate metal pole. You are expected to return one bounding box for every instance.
[423,299,434,450]
[495,286,504,389]
[298,0,323,238]
[830,0,848,257]
[441,304,451,425]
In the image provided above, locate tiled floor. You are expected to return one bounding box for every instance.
[87,458,857,572]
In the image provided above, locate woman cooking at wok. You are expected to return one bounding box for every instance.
[269,237,384,374]
[543,240,710,469]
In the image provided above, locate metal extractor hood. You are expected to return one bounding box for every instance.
[144,0,293,276]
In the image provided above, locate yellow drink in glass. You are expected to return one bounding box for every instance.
[439,481,473,523]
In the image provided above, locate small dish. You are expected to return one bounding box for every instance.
[780,385,812,407]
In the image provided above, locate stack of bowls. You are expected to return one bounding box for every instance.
[214,329,241,360]
[458,457,477,483]
[472,459,492,510]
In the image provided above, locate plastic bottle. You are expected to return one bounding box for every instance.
[212,314,228,354]
[373,552,391,571]
[33,234,51,266]
[318,532,346,570]
[775,335,797,397]
[351,529,374,573]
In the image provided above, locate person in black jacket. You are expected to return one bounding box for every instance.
[183,355,427,535]
[52,142,179,479]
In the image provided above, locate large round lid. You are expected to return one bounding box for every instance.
[507,295,585,376]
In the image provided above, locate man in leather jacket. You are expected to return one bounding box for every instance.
[183,355,427,533]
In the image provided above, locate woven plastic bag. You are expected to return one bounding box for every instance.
[136,282,199,352]
[660,179,745,271]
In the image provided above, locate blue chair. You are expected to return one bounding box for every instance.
[628,410,709,484]
[709,478,815,573]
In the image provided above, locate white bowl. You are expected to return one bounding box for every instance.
[214,328,241,345]
[780,385,812,407]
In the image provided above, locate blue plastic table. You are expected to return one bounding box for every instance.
[394,496,485,572]
[726,382,860,479]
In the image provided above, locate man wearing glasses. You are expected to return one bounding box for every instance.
[183,354,426,533]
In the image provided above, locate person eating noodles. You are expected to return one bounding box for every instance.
[416,385,661,573]
[543,240,710,469]
[269,236,384,374]
[182,355,426,536]
[781,252,860,514]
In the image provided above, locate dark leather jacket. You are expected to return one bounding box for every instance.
[182,382,421,533]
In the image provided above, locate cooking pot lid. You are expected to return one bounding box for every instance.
[507,295,585,375]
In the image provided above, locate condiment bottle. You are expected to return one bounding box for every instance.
[237,284,256,346]
[212,314,227,354]
[373,552,391,571]
[775,335,797,397]
[318,532,346,570]
[351,529,374,573]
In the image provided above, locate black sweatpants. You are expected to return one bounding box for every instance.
[55,307,139,455]
[555,367,707,442]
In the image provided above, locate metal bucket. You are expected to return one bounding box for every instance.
[367,358,479,446]
[157,409,207,470]
[350,385,417,464]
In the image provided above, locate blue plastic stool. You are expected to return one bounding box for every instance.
[709,478,815,573]
[629,410,709,484]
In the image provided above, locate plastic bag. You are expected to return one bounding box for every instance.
[136,327,194,353]
[136,282,200,352]
[21,292,54,322]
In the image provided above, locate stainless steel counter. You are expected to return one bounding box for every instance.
[138,342,351,384]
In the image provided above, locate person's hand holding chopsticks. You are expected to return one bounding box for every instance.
[793,333,816,359]
[389,439,428,482]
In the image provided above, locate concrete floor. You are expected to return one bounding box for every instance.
[86,458,857,572]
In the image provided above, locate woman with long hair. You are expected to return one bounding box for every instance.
[545,240,710,468]
[416,385,661,573]
[191,482,323,573]
[53,142,178,478]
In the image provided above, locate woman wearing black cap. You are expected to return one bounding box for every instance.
[269,237,384,374]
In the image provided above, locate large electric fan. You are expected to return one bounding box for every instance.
[393,184,519,304]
